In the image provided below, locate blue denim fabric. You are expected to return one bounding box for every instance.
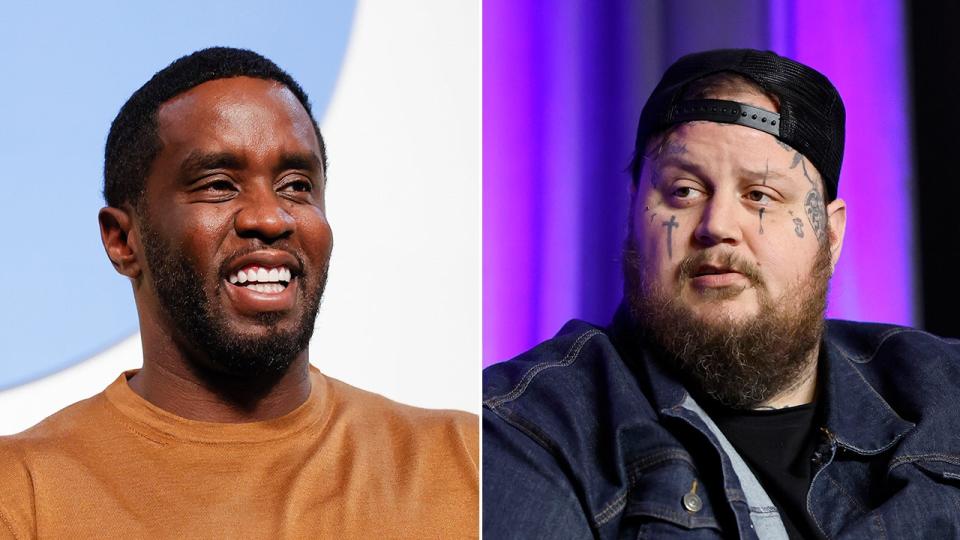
[483,316,960,539]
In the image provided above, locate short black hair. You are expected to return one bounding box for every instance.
[103,46,326,208]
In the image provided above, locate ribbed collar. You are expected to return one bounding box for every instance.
[103,366,332,445]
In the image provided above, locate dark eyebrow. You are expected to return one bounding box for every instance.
[179,151,246,178]
[273,152,323,176]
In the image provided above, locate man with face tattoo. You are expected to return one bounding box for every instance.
[0,48,477,538]
[483,49,960,539]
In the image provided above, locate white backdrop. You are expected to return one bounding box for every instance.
[0,1,479,435]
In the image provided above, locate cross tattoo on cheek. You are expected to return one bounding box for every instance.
[663,215,679,259]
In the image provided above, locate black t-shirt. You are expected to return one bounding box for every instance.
[709,401,823,540]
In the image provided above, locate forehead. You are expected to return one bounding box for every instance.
[644,88,807,186]
[156,76,320,157]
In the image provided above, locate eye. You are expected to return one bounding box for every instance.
[667,182,706,204]
[192,177,238,200]
[745,190,774,205]
[203,179,236,192]
[279,176,313,193]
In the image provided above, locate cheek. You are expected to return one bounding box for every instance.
[159,206,235,271]
[751,230,818,287]
[631,211,687,279]
[298,207,334,259]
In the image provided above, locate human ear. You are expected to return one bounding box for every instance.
[824,198,847,270]
[98,206,142,279]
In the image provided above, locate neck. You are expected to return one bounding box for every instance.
[753,343,820,410]
[131,309,313,423]
[128,357,312,423]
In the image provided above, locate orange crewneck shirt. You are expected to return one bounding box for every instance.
[0,367,478,539]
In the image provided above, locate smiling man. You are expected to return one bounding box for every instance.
[484,49,960,539]
[0,48,477,538]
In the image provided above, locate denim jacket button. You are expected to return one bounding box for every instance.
[682,492,703,513]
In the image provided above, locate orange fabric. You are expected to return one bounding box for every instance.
[0,368,478,539]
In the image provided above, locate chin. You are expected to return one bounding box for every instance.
[683,291,761,323]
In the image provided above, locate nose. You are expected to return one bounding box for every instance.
[234,185,295,241]
[694,193,742,247]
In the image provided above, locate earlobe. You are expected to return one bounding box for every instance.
[825,198,847,269]
[98,206,142,279]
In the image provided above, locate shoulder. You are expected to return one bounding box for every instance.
[323,375,478,465]
[826,319,960,359]
[482,321,681,537]
[483,320,636,410]
[826,319,960,413]
[482,319,663,471]
[826,319,960,380]
[0,392,108,537]
[0,391,109,452]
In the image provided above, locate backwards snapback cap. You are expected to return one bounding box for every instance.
[633,49,845,200]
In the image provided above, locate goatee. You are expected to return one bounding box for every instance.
[140,215,326,379]
[623,239,831,409]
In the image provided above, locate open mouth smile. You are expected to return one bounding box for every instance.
[228,265,293,294]
[221,251,303,314]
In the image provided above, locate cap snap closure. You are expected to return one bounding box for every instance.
[682,479,703,513]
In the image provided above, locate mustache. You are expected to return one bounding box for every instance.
[677,250,764,287]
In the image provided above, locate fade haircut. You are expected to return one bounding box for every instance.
[103,46,327,209]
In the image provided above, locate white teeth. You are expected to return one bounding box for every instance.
[244,282,284,293]
[228,266,292,286]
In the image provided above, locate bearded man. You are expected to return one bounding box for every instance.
[483,49,960,539]
[0,47,477,538]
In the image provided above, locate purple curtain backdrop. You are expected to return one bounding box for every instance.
[483,0,914,366]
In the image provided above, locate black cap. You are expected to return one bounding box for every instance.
[633,49,845,200]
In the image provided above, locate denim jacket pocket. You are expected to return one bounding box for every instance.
[617,453,724,539]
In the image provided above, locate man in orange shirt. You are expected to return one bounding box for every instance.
[0,47,477,538]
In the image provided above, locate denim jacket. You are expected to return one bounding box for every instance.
[483,315,960,539]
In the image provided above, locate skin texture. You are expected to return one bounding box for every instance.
[98,77,332,422]
[629,88,847,409]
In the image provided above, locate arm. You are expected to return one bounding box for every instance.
[483,408,594,540]
[0,442,36,539]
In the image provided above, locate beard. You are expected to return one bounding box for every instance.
[139,217,327,379]
[623,237,831,410]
